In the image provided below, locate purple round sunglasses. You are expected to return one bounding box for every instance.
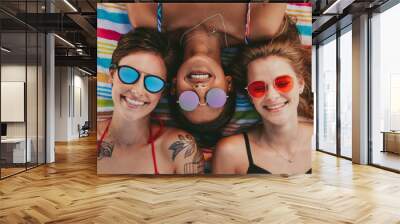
[177,88,228,112]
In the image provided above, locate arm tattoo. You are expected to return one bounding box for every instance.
[97,141,114,160]
[184,149,204,174]
[169,134,204,174]
[168,134,195,161]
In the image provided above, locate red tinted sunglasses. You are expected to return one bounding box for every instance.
[246,75,294,98]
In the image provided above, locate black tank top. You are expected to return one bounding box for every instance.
[243,133,312,174]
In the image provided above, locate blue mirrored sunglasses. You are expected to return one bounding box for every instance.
[111,64,167,94]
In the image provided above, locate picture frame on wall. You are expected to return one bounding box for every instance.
[96,3,313,175]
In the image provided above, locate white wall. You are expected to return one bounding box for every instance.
[55,67,89,141]
[55,66,69,141]
[72,73,89,138]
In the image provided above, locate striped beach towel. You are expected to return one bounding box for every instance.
[97,3,312,139]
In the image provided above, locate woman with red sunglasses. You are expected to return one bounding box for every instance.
[97,28,204,174]
[212,39,313,175]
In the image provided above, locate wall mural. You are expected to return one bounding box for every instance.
[97,3,312,175]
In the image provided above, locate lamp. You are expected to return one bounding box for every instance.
[63,0,78,12]
[54,34,75,48]
[1,47,11,53]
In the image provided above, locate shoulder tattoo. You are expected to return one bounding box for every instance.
[168,134,196,161]
[184,149,204,174]
[168,134,204,174]
[97,141,114,160]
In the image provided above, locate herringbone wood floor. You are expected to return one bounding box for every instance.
[1,135,400,224]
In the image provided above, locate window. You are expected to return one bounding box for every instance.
[317,36,337,154]
[0,0,47,179]
[370,3,400,171]
[339,28,352,158]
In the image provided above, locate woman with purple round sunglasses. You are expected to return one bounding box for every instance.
[128,3,287,126]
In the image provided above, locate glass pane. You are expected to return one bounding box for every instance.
[1,30,27,177]
[312,45,317,151]
[0,0,46,178]
[38,32,45,165]
[371,4,400,171]
[340,29,352,158]
[318,37,337,154]
[27,31,38,169]
[27,0,39,169]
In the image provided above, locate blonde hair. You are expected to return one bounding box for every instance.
[234,40,313,119]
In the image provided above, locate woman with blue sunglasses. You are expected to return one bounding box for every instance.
[97,28,204,174]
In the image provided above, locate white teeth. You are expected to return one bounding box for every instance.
[265,103,286,110]
[125,97,145,106]
[190,74,210,79]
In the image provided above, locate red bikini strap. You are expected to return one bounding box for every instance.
[153,117,164,141]
[148,124,159,175]
[151,140,159,175]
[148,115,164,142]
[97,119,111,151]
[148,116,164,175]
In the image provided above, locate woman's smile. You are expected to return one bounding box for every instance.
[263,100,289,113]
[186,71,213,84]
[120,94,149,109]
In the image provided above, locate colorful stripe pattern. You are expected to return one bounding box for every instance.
[97,3,132,116]
[286,3,312,46]
[97,3,311,139]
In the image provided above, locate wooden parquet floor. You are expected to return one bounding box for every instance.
[1,167,26,178]
[1,135,400,224]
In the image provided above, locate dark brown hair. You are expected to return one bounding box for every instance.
[233,40,313,120]
[110,27,177,80]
